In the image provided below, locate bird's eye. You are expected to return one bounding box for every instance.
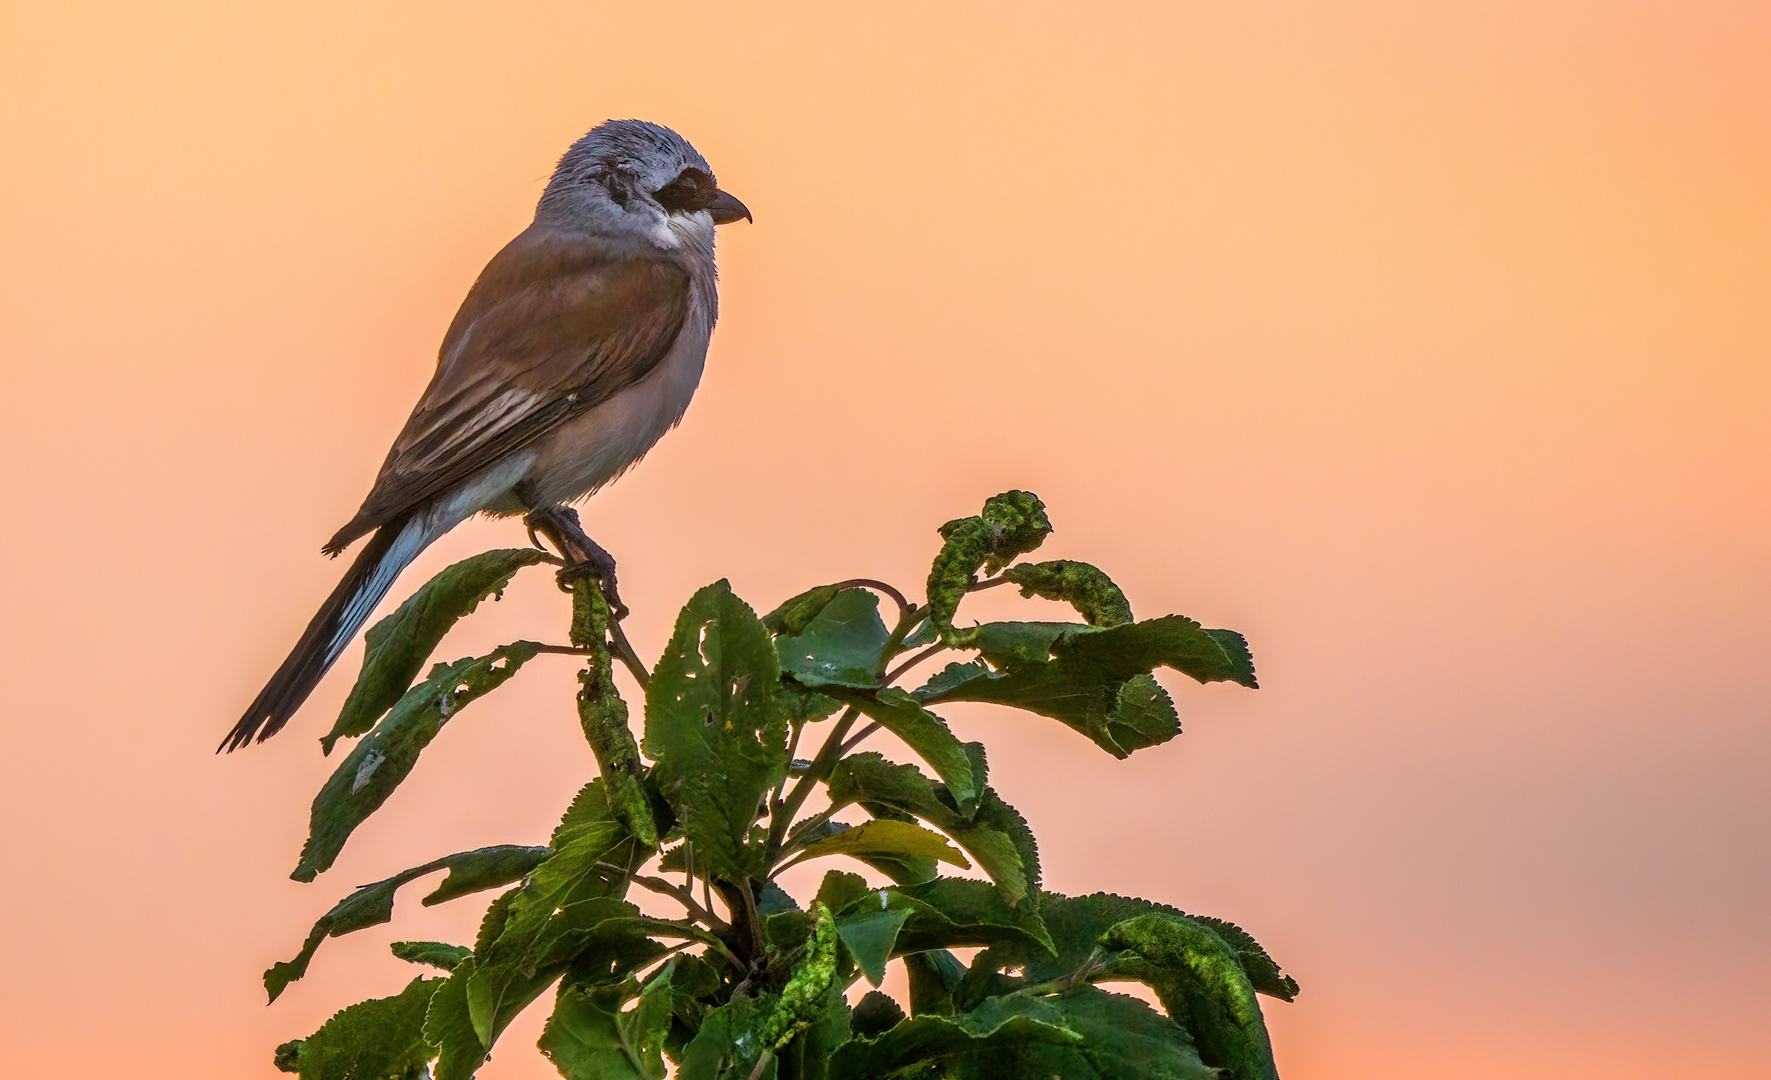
[654,168,714,213]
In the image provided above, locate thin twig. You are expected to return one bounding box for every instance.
[837,721,881,756]
[527,644,596,656]
[598,862,726,930]
[745,1050,776,1080]
[968,575,1016,593]
[767,706,859,861]
[829,578,913,615]
[607,619,651,690]
[880,643,947,687]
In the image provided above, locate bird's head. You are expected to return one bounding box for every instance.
[541,119,750,232]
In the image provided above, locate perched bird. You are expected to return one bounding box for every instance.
[221,119,750,752]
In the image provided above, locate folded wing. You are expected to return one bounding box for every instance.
[325,226,692,554]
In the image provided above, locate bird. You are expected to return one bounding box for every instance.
[220,119,750,752]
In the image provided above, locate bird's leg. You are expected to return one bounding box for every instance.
[522,504,630,621]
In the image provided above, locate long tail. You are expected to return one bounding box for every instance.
[220,516,434,752]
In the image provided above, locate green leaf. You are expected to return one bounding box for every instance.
[788,818,969,873]
[1001,559,1134,627]
[952,987,1215,1080]
[678,995,773,1080]
[324,549,549,753]
[466,821,629,1046]
[826,754,1038,905]
[422,845,551,906]
[774,588,891,689]
[425,957,488,1080]
[269,843,546,1002]
[822,688,980,816]
[814,870,873,916]
[282,975,440,1080]
[1014,892,1298,1002]
[537,972,678,1080]
[1064,616,1258,689]
[791,821,940,886]
[531,907,717,976]
[835,905,913,988]
[904,949,967,1016]
[390,940,471,972]
[833,878,1054,959]
[761,584,842,636]
[643,581,790,884]
[293,641,543,881]
[850,991,906,1037]
[926,491,1054,640]
[458,788,638,1052]
[916,660,1182,759]
[1096,913,1283,1080]
[828,990,1083,1079]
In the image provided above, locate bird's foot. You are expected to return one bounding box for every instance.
[524,504,630,620]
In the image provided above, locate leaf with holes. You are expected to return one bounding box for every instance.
[643,581,790,883]
[324,548,550,753]
[293,642,543,882]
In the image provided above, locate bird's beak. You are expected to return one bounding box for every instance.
[708,189,752,225]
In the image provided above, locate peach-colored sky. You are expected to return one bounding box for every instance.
[2,2,1767,1077]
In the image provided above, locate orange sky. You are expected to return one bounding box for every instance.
[2,2,1767,1077]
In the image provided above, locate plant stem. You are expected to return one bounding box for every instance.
[829,578,913,616]
[880,643,946,686]
[766,706,859,863]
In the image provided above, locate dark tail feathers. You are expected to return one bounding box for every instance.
[220,524,406,752]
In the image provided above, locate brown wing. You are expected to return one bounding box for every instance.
[324,224,692,553]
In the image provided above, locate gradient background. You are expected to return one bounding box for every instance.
[2,2,1767,1077]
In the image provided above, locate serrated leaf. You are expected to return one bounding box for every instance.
[832,878,1053,960]
[825,754,1037,905]
[828,990,1083,1079]
[915,659,1181,759]
[904,949,967,1016]
[835,906,913,988]
[293,642,543,882]
[324,549,549,753]
[953,987,1215,1080]
[822,687,980,816]
[283,975,440,1080]
[1012,892,1298,1002]
[789,818,969,872]
[466,821,628,1046]
[1001,559,1134,627]
[761,584,842,636]
[269,844,547,1002]
[425,957,488,1080]
[678,995,773,1080]
[390,940,471,972]
[421,845,550,906]
[850,990,906,1037]
[774,588,891,689]
[537,976,673,1080]
[1096,913,1281,1080]
[814,870,872,916]
[926,491,1054,640]
[643,581,789,884]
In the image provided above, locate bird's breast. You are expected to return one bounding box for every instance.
[515,277,715,508]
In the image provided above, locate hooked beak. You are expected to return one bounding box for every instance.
[707,189,752,225]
